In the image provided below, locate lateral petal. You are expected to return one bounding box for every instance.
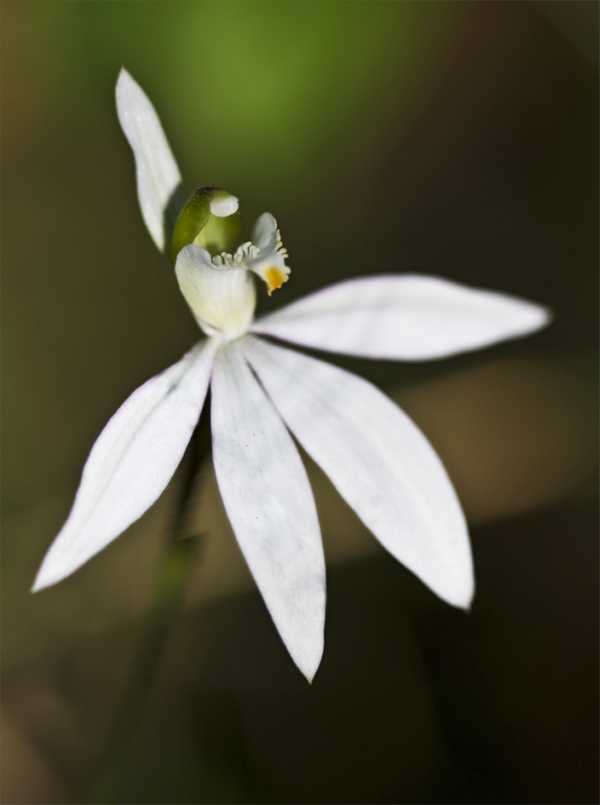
[116,68,182,251]
[211,340,326,681]
[243,336,474,609]
[32,340,217,592]
[252,275,549,360]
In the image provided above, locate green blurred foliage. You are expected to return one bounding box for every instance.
[67,0,452,188]
[1,3,597,803]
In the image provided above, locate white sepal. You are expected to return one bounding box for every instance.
[116,68,181,251]
[32,340,217,592]
[252,275,550,361]
[243,336,474,609]
[211,340,326,681]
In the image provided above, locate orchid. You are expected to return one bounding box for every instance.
[32,69,549,681]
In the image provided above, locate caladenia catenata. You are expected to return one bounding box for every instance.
[33,68,550,685]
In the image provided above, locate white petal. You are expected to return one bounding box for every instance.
[248,213,290,294]
[243,336,474,608]
[252,212,278,252]
[211,340,326,681]
[116,68,182,251]
[252,275,550,361]
[32,340,217,592]
[175,244,256,338]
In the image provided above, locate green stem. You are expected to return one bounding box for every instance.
[88,424,208,799]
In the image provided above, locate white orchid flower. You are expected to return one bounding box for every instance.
[32,68,550,682]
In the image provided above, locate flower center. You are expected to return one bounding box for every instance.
[211,241,289,297]
[174,205,291,340]
[212,242,260,268]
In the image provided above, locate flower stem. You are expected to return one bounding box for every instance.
[88,422,208,799]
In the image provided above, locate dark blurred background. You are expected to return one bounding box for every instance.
[1,2,598,803]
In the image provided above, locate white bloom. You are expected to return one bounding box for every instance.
[175,213,289,338]
[32,69,550,682]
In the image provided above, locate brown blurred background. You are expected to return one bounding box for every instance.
[1,2,598,803]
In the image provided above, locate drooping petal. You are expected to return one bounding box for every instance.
[252,275,550,360]
[116,68,182,252]
[243,336,474,609]
[32,340,217,592]
[211,340,326,681]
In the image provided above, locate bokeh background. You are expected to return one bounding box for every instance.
[1,2,598,803]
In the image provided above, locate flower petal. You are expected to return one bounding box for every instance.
[116,68,182,251]
[175,244,256,337]
[243,336,474,609]
[211,340,326,681]
[252,275,550,360]
[32,340,217,592]
[248,213,291,295]
[252,212,278,252]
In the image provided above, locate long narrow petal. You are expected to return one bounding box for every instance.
[116,68,182,252]
[252,275,550,361]
[32,340,217,592]
[211,340,326,681]
[243,336,474,609]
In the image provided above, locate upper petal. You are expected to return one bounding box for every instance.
[243,335,474,609]
[116,68,182,252]
[252,275,550,360]
[211,340,326,681]
[32,340,217,592]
